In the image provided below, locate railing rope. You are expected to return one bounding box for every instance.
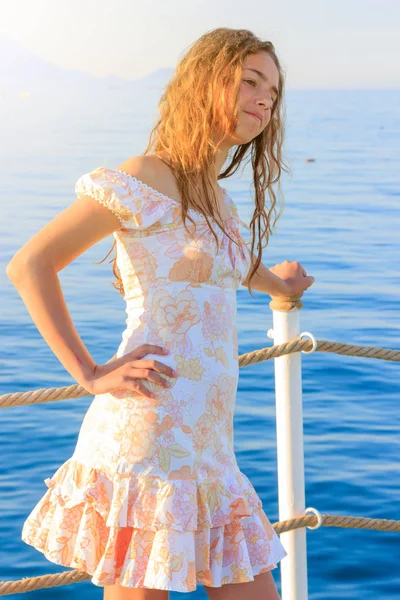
[1,337,399,409]
[1,513,398,596]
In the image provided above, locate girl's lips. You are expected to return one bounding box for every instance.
[244,111,261,124]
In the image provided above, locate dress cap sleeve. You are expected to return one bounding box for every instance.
[74,166,176,230]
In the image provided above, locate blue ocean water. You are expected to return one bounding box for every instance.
[0,87,399,599]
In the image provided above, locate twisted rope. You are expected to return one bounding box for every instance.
[0,570,92,596]
[238,338,400,368]
[272,512,400,534]
[1,337,398,409]
[1,512,398,596]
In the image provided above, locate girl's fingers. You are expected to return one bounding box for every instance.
[128,344,168,360]
[131,360,177,378]
[131,381,155,399]
[129,376,172,399]
[125,367,169,383]
[137,372,172,388]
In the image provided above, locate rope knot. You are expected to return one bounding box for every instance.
[269,293,304,312]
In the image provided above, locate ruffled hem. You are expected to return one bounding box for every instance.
[41,458,266,531]
[21,458,288,592]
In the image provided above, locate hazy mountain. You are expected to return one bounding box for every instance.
[0,34,174,94]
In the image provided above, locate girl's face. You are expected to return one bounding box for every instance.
[231,50,280,144]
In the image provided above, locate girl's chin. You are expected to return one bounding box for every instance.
[232,129,260,143]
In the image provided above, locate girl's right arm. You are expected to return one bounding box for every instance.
[6,186,176,398]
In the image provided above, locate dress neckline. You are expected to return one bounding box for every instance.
[113,168,236,224]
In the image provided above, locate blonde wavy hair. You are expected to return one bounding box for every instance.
[100,27,289,297]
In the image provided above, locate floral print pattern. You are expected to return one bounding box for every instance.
[21,167,287,592]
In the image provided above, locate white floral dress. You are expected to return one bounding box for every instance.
[21,167,287,592]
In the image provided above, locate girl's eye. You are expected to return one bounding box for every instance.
[244,79,278,105]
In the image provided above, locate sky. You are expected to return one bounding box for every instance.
[0,0,399,89]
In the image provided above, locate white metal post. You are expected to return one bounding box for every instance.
[270,301,308,600]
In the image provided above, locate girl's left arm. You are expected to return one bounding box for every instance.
[241,257,289,296]
[241,253,315,297]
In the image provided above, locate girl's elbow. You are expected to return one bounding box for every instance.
[6,252,41,284]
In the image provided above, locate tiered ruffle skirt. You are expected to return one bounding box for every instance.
[22,458,287,592]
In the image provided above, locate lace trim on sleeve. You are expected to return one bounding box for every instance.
[75,176,125,227]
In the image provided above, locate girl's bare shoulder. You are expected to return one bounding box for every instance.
[116,154,181,204]
[116,154,167,183]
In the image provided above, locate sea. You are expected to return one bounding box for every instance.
[0,85,399,599]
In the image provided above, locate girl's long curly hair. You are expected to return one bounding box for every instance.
[100,27,289,298]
